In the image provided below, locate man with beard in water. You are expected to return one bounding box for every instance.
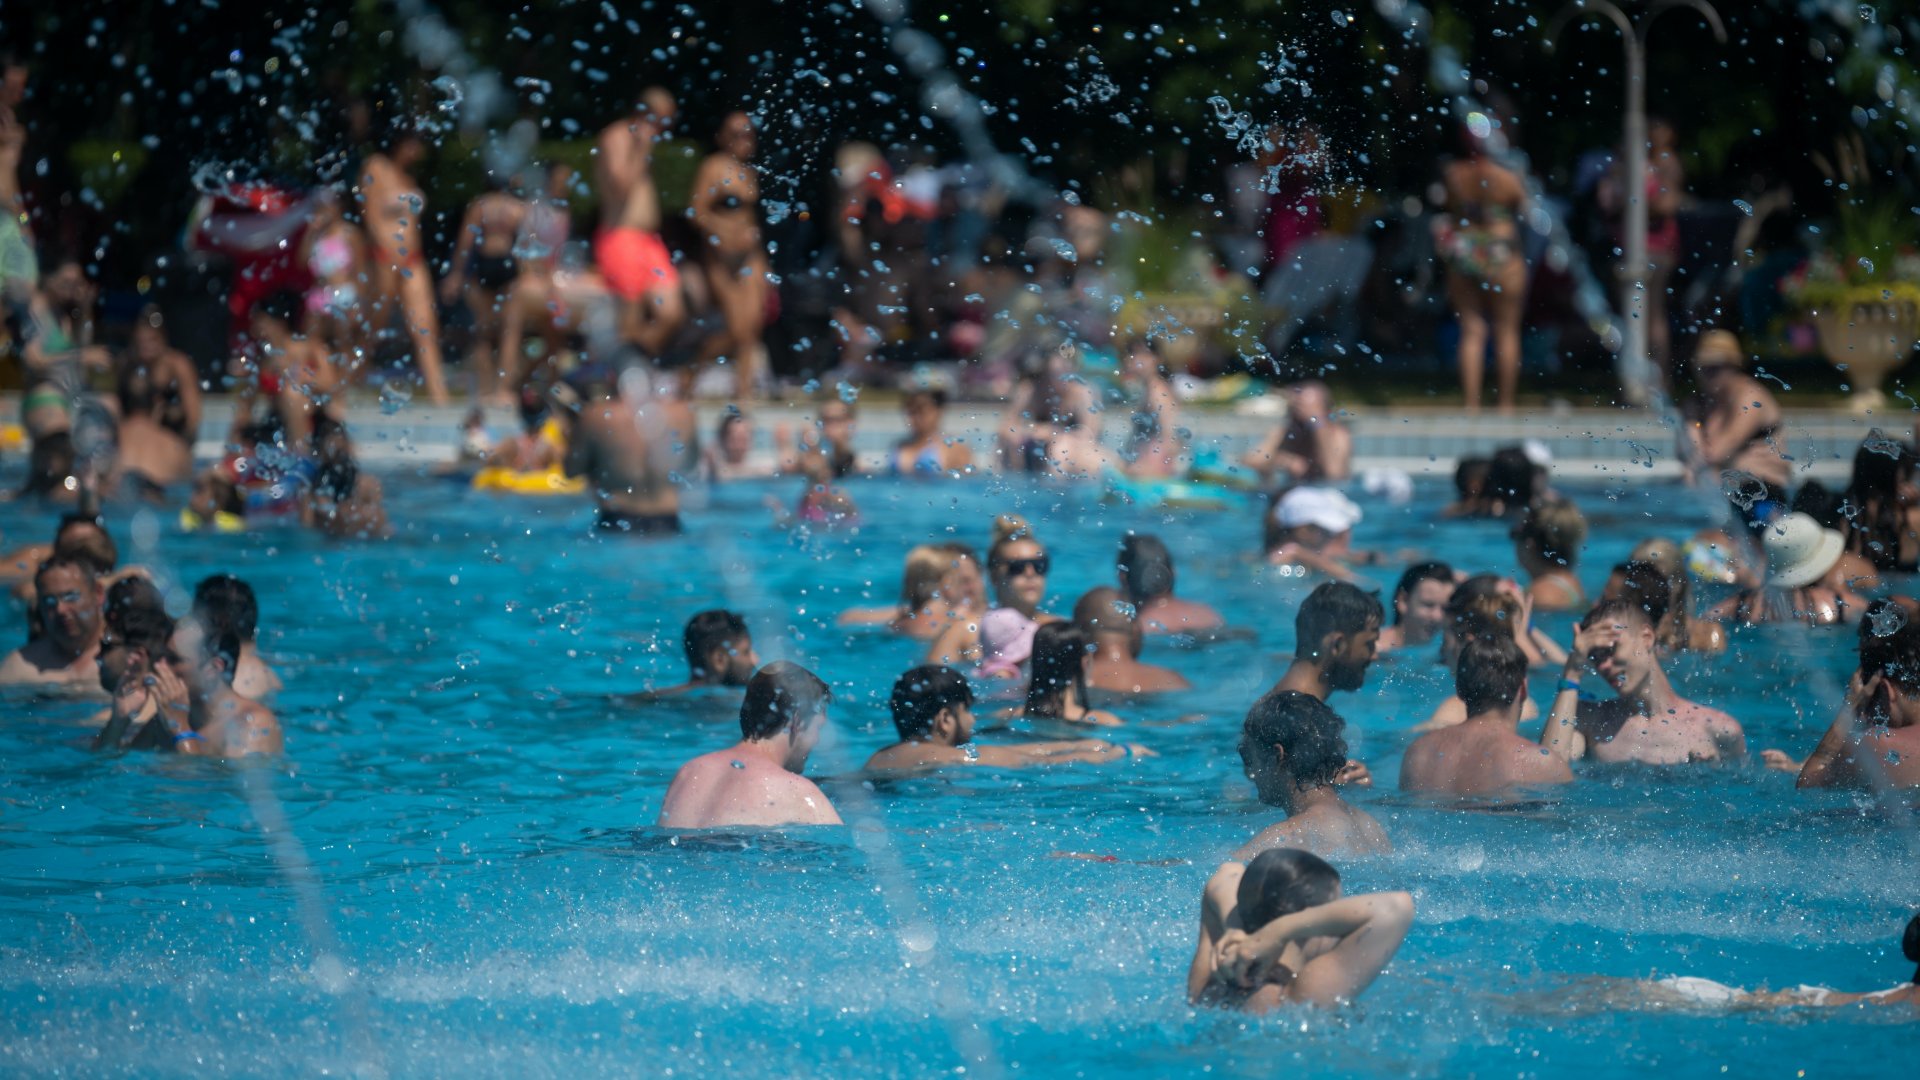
[646,610,760,697]
[1262,583,1382,785]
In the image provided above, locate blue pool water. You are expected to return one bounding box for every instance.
[2,469,1915,1077]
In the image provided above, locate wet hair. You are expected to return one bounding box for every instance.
[1236,848,1341,932]
[34,553,98,592]
[1454,457,1491,500]
[888,664,973,740]
[1443,575,1523,654]
[54,513,116,573]
[1858,599,1920,695]
[683,609,750,679]
[1516,498,1587,568]
[900,543,978,612]
[1024,622,1091,719]
[1391,562,1455,625]
[193,574,261,642]
[1582,597,1651,635]
[1628,539,1694,650]
[1903,911,1920,984]
[1238,690,1349,792]
[1487,446,1537,510]
[738,661,831,740]
[1456,634,1528,716]
[1845,440,1920,572]
[987,513,1039,567]
[1294,582,1383,660]
[1117,533,1175,604]
[1609,560,1672,627]
[1791,479,1847,533]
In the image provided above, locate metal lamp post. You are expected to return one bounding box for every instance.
[1548,0,1726,409]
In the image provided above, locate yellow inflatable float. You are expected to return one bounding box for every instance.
[471,466,584,496]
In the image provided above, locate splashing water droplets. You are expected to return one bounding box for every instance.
[1870,604,1907,638]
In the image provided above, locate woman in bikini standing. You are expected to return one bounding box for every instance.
[690,112,770,400]
[357,129,449,405]
[1435,121,1529,414]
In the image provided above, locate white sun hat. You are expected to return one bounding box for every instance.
[1274,486,1363,534]
[1763,512,1846,589]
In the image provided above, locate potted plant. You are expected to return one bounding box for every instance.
[1781,134,1920,413]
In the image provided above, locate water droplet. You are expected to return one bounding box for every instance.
[1733,199,1753,217]
[1863,428,1905,458]
[1721,471,1768,511]
[1331,10,1350,27]
[1858,257,1876,274]
[1870,604,1906,638]
[379,382,413,415]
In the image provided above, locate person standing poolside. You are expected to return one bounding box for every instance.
[0,555,103,689]
[441,176,528,404]
[1231,690,1388,860]
[596,88,685,360]
[1435,121,1528,414]
[356,128,448,405]
[1542,598,1746,767]
[648,610,759,697]
[1763,600,1920,790]
[563,366,696,536]
[110,310,202,496]
[192,574,281,701]
[1598,118,1686,389]
[657,662,842,828]
[1400,635,1571,796]
[1188,848,1413,1012]
[1117,533,1224,637]
[1375,561,1455,654]
[690,111,771,399]
[1241,381,1352,485]
[864,665,1136,773]
[1680,330,1789,506]
[138,616,282,758]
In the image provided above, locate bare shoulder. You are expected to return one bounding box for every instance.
[1231,820,1303,862]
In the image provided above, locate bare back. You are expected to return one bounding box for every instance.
[1230,798,1390,863]
[1400,720,1572,796]
[567,396,692,516]
[1442,159,1526,234]
[657,746,841,828]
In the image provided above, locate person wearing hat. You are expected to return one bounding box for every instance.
[1706,512,1866,626]
[1541,596,1747,767]
[1680,329,1790,520]
[1265,486,1368,581]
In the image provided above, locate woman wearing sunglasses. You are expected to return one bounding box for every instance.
[927,515,1062,679]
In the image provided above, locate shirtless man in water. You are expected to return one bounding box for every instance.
[595,88,685,358]
[864,665,1137,773]
[0,555,103,690]
[563,367,696,536]
[1763,599,1920,790]
[1400,635,1572,796]
[657,661,841,828]
[357,129,448,405]
[1542,598,1746,767]
[1232,690,1389,860]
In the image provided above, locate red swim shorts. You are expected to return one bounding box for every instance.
[595,227,680,300]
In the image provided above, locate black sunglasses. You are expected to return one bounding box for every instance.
[996,556,1050,578]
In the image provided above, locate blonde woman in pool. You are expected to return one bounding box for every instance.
[838,543,986,639]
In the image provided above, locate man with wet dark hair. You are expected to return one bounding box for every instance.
[192,574,281,699]
[1116,533,1223,635]
[1400,635,1571,796]
[0,555,104,689]
[646,610,759,698]
[1233,690,1388,859]
[657,661,842,828]
[1376,561,1455,653]
[1772,598,1920,789]
[1267,582,1383,702]
[863,664,1131,772]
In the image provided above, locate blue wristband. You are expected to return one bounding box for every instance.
[173,730,202,743]
[1121,743,1134,759]
[1557,677,1581,695]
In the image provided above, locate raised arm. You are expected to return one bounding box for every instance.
[1795,675,1877,789]
[1187,863,1244,1003]
[1698,384,1782,468]
[1220,891,1416,1011]
[1540,623,1598,764]
[925,615,982,668]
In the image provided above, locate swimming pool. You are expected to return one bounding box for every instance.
[2,468,1914,1077]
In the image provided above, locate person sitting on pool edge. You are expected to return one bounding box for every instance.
[1542,598,1747,768]
[657,661,842,828]
[1374,561,1455,654]
[0,555,104,690]
[1763,598,1920,790]
[1188,848,1414,1012]
[1116,533,1224,637]
[863,665,1141,773]
[649,610,760,696]
[1400,635,1572,797]
[1233,690,1388,861]
[192,574,281,700]
[1072,587,1191,694]
[141,616,284,758]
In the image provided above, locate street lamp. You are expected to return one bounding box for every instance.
[1548,0,1726,409]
